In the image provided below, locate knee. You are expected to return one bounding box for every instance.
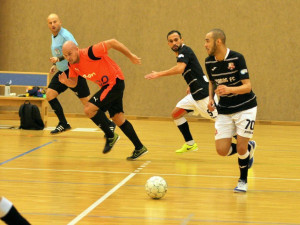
[84,105,96,118]
[171,108,186,120]
[80,97,90,106]
[112,113,125,126]
[171,111,177,119]
[46,89,57,101]
[237,146,248,155]
[216,147,228,156]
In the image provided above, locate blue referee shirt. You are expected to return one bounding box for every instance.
[51,27,78,72]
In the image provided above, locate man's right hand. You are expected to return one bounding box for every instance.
[58,72,68,84]
[50,57,59,64]
[130,54,141,64]
[208,99,216,112]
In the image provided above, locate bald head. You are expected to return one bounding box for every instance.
[63,41,77,51]
[47,13,62,36]
[62,41,79,64]
[47,13,60,21]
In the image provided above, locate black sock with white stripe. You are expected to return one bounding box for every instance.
[0,197,30,225]
[238,151,250,182]
[91,110,114,138]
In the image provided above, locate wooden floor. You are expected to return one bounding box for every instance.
[0,117,300,225]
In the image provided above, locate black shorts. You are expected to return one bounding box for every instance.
[48,70,90,98]
[89,78,125,118]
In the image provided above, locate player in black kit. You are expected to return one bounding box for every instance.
[145,30,217,153]
[205,28,257,192]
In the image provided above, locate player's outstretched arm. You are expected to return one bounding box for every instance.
[145,62,186,80]
[104,39,141,64]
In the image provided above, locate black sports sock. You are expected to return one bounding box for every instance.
[91,110,114,138]
[105,116,115,128]
[238,155,250,182]
[228,143,237,156]
[48,98,68,125]
[119,120,143,150]
[177,121,193,142]
[1,205,30,225]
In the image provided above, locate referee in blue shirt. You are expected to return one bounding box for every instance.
[46,13,90,134]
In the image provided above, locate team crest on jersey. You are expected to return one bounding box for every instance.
[178,54,184,58]
[228,62,235,70]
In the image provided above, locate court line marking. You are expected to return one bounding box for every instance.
[21,212,300,225]
[67,161,151,225]
[0,141,56,166]
[44,127,103,132]
[181,214,194,225]
[1,166,300,181]
[21,213,300,225]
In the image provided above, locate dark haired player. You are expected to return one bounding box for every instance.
[145,30,217,153]
[204,28,257,192]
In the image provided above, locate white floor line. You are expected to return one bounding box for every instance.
[44,127,102,133]
[1,166,300,182]
[67,161,151,225]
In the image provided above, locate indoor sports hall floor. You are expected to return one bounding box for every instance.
[0,117,299,225]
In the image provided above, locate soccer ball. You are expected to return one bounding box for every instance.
[145,176,167,199]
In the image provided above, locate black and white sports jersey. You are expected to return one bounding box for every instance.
[177,45,208,100]
[205,49,257,114]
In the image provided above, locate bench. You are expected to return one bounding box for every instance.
[0,71,49,127]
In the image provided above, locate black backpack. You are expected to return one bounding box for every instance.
[19,101,44,130]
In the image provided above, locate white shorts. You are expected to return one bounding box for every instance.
[215,106,257,140]
[176,94,218,120]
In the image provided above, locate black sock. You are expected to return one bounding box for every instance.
[228,143,237,156]
[48,98,67,125]
[247,143,252,152]
[119,120,143,150]
[177,121,193,142]
[105,116,114,127]
[238,155,250,182]
[91,110,114,138]
[1,205,30,225]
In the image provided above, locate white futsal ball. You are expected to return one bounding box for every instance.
[145,176,168,199]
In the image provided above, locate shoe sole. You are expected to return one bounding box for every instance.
[103,135,120,154]
[234,189,247,193]
[127,150,148,161]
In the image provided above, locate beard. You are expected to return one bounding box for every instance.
[171,44,182,52]
[208,42,217,56]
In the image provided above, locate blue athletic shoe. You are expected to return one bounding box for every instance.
[248,140,256,169]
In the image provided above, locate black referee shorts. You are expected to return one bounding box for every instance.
[48,69,90,98]
[89,78,125,118]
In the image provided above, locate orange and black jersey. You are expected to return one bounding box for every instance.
[177,45,209,100]
[205,49,257,114]
[69,42,124,100]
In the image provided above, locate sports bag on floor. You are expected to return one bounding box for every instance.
[19,101,44,130]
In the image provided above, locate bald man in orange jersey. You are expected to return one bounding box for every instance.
[59,40,147,160]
